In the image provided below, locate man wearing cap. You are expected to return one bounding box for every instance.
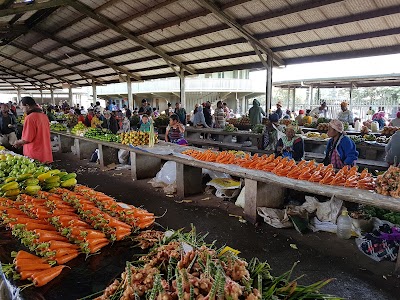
[295,109,305,125]
[323,119,358,168]
[13,97,53,163]
[275,101,283,119]
[337,102,354,125]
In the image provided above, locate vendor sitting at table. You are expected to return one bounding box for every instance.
[323,119,358,168]
[139,114,151,132]
[165,114,187,145]
[275,126,304,161]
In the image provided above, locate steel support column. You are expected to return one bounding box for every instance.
[266,56,273,114]
[180,68,186,109]
[17,88,21,103]
[40,89,43,103]
[292,88,296,112]
[308,86,314,108]
[92,82,97,105]
[69,86,73,106]
[50,88,55,105]
[127,75,133,109]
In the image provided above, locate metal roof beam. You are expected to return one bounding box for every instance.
[32,28,141,81]
[195,0,283,66]
[68,0,196,75]
[0,66,55,90]
[10,42,104,85]
[0,52,75,87]
[0,0,68,17]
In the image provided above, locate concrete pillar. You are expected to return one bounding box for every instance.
[92,82,97,105]
[127,75,133,109]
[68,86,73,106]
[98,144,119,167]
[244,179,286,224]
[130,152,162,180]
[349,85,353,108]
[17,88,21,103]
[76,139,98,160]
[241,97,246,115]
[292,88,296,112]
[50,89,55,105]
[287,87,291,110]
[176,162,202,197]
[308,85,313,109]
[180,68,186,108]
[40,89,43,103]
[265,55,273,113]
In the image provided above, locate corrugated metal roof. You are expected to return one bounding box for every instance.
[1,0,400,91]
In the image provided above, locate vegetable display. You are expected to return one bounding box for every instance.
[182,150,376,190]
[84,128,121,142]
[91,228,340,300]
[50,123,67,132]
[376,166,400,198]
[120,131,159,146]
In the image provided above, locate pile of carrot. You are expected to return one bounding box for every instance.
[182,150,376,190]
[13,250,67,286]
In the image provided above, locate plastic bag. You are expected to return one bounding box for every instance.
[257,207,293,228]
[235,187,245,208]
[90,149,99,163]
[202,169,231,179]
[206,178,240,190]
[155,161,176,185]
[118,149,130,164]
[301,195,342,223]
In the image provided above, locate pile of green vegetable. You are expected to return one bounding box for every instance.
[363,206,400,225]
[84,128,121,142]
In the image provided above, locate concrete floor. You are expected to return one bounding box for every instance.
[51,152,400,300]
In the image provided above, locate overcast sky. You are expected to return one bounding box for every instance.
[250,53,400,83]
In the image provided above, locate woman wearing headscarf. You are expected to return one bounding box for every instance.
[323,119,358,168]
[275,126,304,161]
[192,105,209,128]
[248,99,266,126]
[372,111,387,129]
[13,97,53,163]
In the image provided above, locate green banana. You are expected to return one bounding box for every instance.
[16,173,32,182]
[60,173,77,181]
[45,176,60,183]
[44,182,60,190]
[60,178,77,188]
[24,178,40,186]
[24,185,41,195]
[1,181,19,192]
[4,188,20,197]
[4,177,16,183]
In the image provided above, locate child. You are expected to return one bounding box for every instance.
[139,114,151,132]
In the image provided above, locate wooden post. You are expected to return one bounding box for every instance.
[266,55,273,113]
[130,152,162,180]
[244,179,285,224]
[176,162,202,197]
[127,75,133,109]
[92,82,97,105]
[57,134,74,153]
[180,68,186,109]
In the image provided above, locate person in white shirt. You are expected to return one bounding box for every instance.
[310,101,327,120]
[337,102,354,125]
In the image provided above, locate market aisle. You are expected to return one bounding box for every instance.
[52,152,399,300]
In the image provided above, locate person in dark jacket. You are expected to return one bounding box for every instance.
[203,101,213,127]
[275,126,304,161]
[0,104,18,148]
[101,110,119,133]
[249,99,266,126]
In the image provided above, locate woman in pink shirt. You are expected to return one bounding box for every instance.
[13,97,53,163]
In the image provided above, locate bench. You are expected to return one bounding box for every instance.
[52,131,400,272]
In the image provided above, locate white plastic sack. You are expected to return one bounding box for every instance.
[316,196,343,223]
[118,149,130,164]
[155,161,176,185]
[257,207,293,228]
[310,216,361,237]
[202,169,231,179]
[235,187,245,208]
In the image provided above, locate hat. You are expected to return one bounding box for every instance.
[340,101,348,107]
[299,109,305,114]
[276,101,282,107]
[329,119,344,133]
[269,113,279,123]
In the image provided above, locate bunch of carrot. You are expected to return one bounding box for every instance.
[13,250,67,286]
[50,188,132,242]
[73,185,155,229]
[182,150,376,190]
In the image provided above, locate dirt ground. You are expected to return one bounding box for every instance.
[52,152,400,300]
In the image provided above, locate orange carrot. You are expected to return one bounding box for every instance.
[15,262,51,272]
[19,270,36,280]
[55,252,79,264]
[48,240,79,250]
[23,223,57,231]
[15,251,45,262]
[32,265,66,287]
[54,248,79,258]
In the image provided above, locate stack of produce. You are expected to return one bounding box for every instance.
[279,119,292,126]
[305,132,329,139]
[0,153,46,181]
[228,117,250,126]
[50,123,67,132]
[363,134,376,142]
[376,166,400,198]
[376,136,390,144]
[349,135,364,144]
[381,126,399,136]
[71,121,88,135]
[363,120,372,129]
[223,123,238,132]
[302,116,313,126]
[84,128,121,142]
[93,228,338,300]
[182,150,376,190]
[153,115,169,127]
[119,131,159,146]
[317,117,330,124]
[252,124,265,134]
[360,126,369,135]
[317,123,329,131]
